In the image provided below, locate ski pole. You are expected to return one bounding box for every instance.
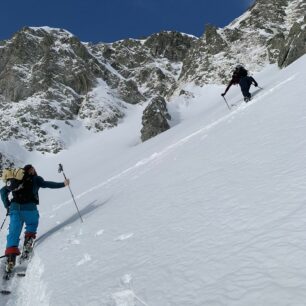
[58,163,83,223]
[222,96,231,110]
[0,213,8,232]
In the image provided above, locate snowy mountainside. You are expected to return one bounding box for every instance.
[0,0,306,164]
[177,0,306,87]
[1,55,306,305]
[0,28,194,158]
[0,27,128,154]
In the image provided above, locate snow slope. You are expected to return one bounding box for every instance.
[1,55,306,306]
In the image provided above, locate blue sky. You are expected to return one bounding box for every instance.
[1,0,254,43]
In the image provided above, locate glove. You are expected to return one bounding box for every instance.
[64,179,70,186]
[254,82,258,87]
[221,93,225,97]
[6,207,10,216]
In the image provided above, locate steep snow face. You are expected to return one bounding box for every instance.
[1,55,305,306]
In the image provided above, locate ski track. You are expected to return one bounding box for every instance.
[53,74,297,213]
[3,256,49,306]
[113,274,150,306]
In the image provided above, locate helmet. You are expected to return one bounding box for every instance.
[234,64,244,71]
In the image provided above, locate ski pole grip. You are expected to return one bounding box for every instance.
[58,163,63,173]
[58,163,67,179]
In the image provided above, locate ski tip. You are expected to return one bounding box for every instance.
[1,289,11,295]
[17,273,26,277]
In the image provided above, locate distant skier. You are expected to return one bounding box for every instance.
[0,164,69,272]
[221,65,258,102]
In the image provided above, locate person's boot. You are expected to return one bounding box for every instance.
[21,235,35,260]
[5,254,16,274]
[4,247,20,276]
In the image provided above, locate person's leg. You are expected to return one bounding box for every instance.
[6,210,24,251]
[21,210,39,257]
[239,77,252,101]
[23,210,39,238]
[242,90,251,101]
[5,210,23,269]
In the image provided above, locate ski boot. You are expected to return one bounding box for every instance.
[3,255,16,280]
[244,96,251,102]
[20,236,34,261]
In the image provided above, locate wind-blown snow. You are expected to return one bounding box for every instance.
[1,55,306,306]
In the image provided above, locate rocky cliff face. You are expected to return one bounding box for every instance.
[0,27,126,154]
[278,22,306,68]
[0,28,194,158]
[0,0,305,167]
[90,32,195,99]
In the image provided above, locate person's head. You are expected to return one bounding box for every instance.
[235,64,243,70]
[23,164,37,176]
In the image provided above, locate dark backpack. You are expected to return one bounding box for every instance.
[234,65,248,78]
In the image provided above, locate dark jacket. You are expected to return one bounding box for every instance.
[1,175,65,211]
[224,75,258,95]
[223,73,241,95]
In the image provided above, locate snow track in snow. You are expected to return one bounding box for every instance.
[53,73,298,214]
[7,256,49,306]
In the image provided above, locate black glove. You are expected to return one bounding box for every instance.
[254,82,258,87]
[6,207,10,216]
[221,93,225,97]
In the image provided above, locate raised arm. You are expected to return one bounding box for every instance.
[36,176,66,189]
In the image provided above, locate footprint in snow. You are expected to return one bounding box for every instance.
[114,275,148,306]
[121,274,133,287]
[77,253,91,266]
[112,290,135,306]
[95,229,104,236]
[68,238,80,245]
[115,233,134,241]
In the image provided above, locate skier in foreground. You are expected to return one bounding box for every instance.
[0,164,69,273]
[221,65,258,102]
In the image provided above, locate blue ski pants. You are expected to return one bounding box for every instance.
[7,208,39,248]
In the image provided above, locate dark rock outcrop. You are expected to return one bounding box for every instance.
[141,96,171,142]
[278,23,306,68]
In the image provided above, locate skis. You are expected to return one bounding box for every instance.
[0,259,15,295]
[230,87,264,109]
[0,240,35,295]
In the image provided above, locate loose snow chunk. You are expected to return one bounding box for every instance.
[95,229,105,236]
[76,253,92,266]
[115,233,134,241]
[113,290,135,306]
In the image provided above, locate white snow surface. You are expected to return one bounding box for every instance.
[1,55,306,305]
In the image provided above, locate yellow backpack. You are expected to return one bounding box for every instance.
[1,168,25,191]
